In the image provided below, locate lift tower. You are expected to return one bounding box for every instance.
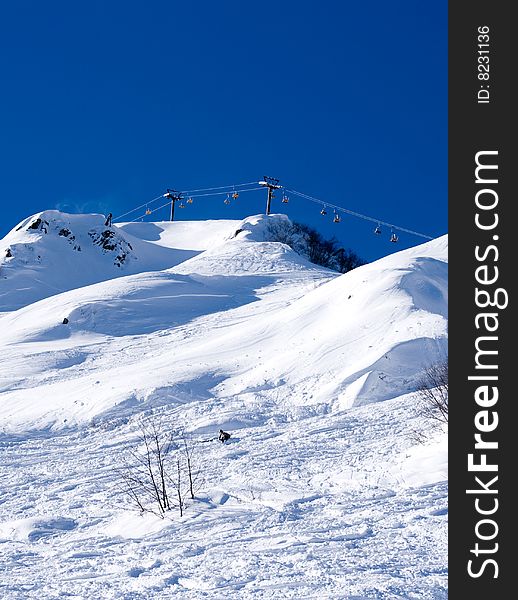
[258,176,281,215]
[163,189,183,221]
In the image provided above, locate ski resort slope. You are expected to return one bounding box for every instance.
[0,211,242,312]
[0,212,448,599]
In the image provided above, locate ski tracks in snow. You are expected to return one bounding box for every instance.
[0,395,447,599]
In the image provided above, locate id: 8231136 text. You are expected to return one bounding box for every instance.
[477,25,490,104]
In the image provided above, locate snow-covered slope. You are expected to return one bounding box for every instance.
[0,215,446,431]
[0,211,242,312]
[0,211,448,599]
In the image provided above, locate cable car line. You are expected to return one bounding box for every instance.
[284,188,433,240]
[113,194,165,221]
[179,181,259,194]
[111,178,434,242]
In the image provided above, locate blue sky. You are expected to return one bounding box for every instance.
[0,0,447,262]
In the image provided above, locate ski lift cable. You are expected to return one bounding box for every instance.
[120,187,264,224]
[113,182,261,223]
[285,188,433,240]
[180,181,259,194]
[186,186,263,199]
[112,179,432,240]
[113,194,165,221]
[124,199,174,223]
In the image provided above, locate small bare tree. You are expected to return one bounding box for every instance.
[416,361,448,424]
[117,417,173,517]
[116,417,202,518]
[168,456,185,517]
[181,434,203,500]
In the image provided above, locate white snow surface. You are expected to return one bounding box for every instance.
[0,211,243,312]
[0,212,448,599]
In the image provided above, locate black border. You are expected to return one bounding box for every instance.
[449,1,514,595]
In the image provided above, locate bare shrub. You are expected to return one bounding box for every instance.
[416,361,448,424]
[116,418,203,518]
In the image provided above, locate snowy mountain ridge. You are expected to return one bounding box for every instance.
[1,210,246,312]
[0,210,448,599]
[0,211,447,432]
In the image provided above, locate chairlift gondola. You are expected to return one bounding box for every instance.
[232,191,239,200]
[390,230,399,243]
[281,193,289,204]
[187,197,193,204]
[145,208,152,215]
[333,212,341,223]
[320,207,327,216]
[224,194,231,205]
